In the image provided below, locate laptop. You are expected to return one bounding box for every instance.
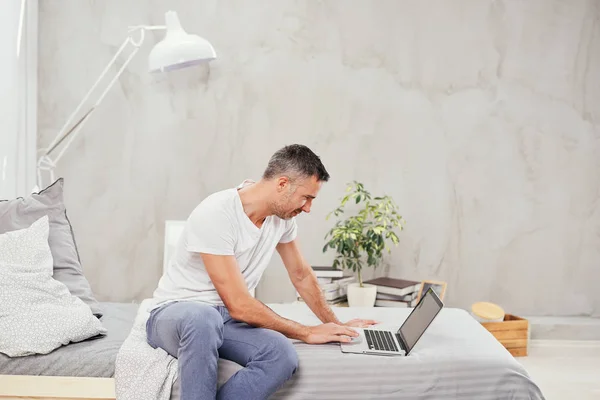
[340,287,444,356]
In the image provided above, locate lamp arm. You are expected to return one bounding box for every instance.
[36,27,156,187]
[42,32,137,159]
[51,35,143,165]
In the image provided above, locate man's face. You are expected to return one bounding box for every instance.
[271,175,323,220]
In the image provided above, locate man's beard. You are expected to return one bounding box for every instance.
[271,201,301,220]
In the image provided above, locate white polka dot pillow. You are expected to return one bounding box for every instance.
[0,215,106,357]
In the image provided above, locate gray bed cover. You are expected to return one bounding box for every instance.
[0,302,138,377]
[172,304,545,400]
[0,302,545,399]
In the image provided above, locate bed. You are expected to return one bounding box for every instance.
[0,302,545,400]
[0,302,137,378]
[0,180,544,399]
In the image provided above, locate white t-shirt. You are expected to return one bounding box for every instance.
[149,180,297,309]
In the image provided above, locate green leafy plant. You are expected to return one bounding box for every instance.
[323,181,405,287]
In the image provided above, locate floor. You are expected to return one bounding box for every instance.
[517,340,600,400]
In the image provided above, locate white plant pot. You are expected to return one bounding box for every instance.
[347,282,377,307]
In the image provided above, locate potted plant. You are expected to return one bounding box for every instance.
[323,181,405,307]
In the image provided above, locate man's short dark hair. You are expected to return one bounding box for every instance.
[262,144,330,182]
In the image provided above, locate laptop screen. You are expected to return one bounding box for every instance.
[398,288,443,354]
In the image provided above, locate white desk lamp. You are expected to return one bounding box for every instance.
[36,10,216,188]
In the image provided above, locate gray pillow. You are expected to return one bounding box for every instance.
[0,178,102,317]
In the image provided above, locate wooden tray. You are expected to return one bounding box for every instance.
[481,314,529,357]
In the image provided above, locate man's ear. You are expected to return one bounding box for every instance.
[276,176,290,192]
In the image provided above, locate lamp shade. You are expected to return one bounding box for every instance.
[148,11,216,73]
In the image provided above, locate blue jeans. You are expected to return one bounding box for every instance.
[146,301,299,400]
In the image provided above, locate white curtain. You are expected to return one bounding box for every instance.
[0,0,37,200]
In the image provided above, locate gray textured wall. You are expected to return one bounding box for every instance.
[38,0,600,316]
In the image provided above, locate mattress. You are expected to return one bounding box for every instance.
[0,302,138,377]
[171,303,545,400]
[0,301,545,400]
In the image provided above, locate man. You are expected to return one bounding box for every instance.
[146,144,376,400]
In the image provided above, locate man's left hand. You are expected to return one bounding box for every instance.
[343,319,379,328]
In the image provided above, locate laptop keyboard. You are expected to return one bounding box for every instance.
[364,330,400,352]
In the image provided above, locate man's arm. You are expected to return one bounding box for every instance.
[276,240,343,324]
[199,252,358,343]
[277,240,378,328]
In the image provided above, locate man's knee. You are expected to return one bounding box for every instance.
[173,304,223,348]
[267,333,299,377]
[148,302,223,349]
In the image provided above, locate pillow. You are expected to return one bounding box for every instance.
[0,216,106,357]
[0,178,103,317]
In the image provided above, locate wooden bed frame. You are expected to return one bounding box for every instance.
[0,375,115,400]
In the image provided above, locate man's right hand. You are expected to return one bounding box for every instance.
[303,323,359,344]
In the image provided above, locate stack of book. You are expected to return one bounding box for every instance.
[296,266,356,305]
[363,277,422,308]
